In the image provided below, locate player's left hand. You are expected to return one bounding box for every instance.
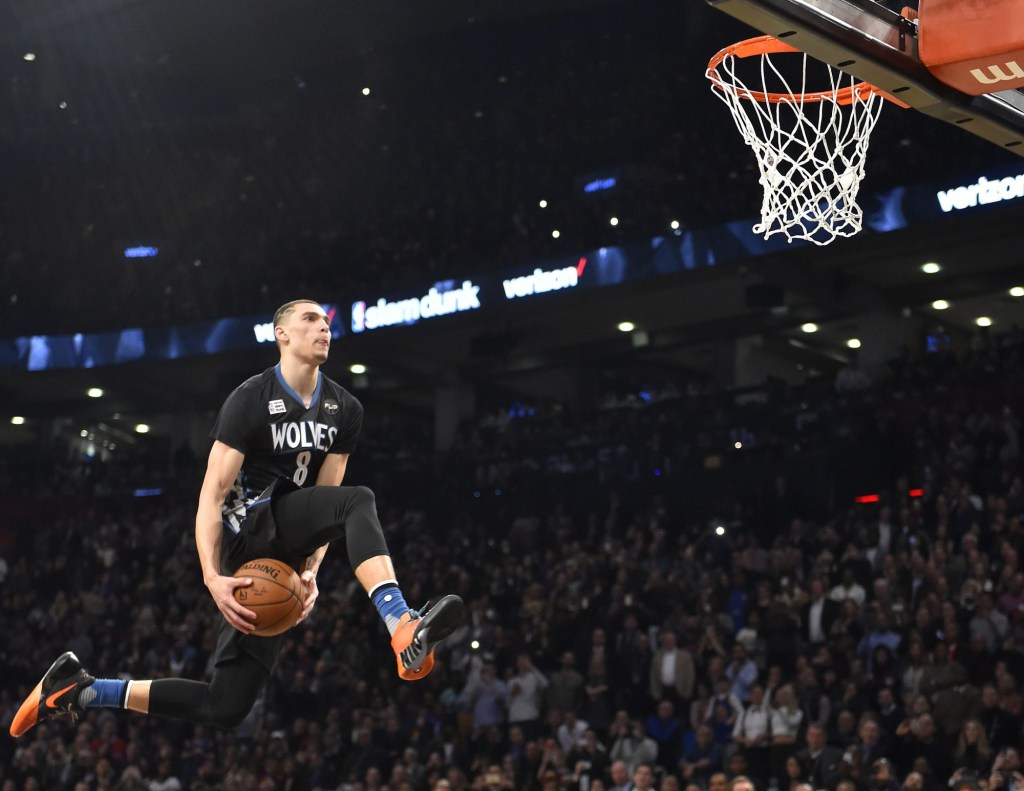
[296,570,318,624]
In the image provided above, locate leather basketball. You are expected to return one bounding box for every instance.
[232,558,303,637]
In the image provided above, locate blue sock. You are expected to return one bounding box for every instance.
[77,678,128,709]
[370,581,411,636]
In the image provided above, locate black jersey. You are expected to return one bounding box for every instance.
[210,363,362,532]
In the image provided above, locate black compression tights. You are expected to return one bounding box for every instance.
[148,654,268,730]
[272,484,390,571]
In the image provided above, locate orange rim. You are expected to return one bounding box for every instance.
[707,34,887,106]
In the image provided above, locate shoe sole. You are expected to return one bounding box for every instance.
[402,594,466,672]
[10,652,76,738]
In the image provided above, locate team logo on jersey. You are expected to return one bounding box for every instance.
[268,399,287,415]
[324,400,339,415]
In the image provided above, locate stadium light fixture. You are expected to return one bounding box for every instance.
[931,299,950,310]
[87,387,104,398]
[921,262,941,274]
[801,322,818,333]
[976,316,993,327]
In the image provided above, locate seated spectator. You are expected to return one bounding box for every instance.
[566,728,610,790]
[646,700,684,770]
[795,665,831,730]
[875,686,907,740]
[507,653,549,741]
[650,629,696,710]
[829,708,860,748]
[770,684,803,791]
[932,664,982,739]
[732,684,771,790]
[979,684,1023,752]
[680,725,723,787]
[727,643,759,706]
[987,748,1024,791]
[610,720,658,776]
[971,593,1009,652]
[830,570,867,608]
[706,677,743,731]
[632,763,657,791]
[608,760,631,791]
[795,723,843,791]
[548,652,586,717]
[871,758,902,791]
[558,711,591,754]
[893,713,952,788]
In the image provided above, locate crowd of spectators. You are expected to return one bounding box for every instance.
[0,324,1021,791]
[1,1,1009,336]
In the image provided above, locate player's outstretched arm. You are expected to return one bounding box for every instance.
[196,440,257,633]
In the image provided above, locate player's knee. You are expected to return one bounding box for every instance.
[349,485,376,510]
[350,485,374,510]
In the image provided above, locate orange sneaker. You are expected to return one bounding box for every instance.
[10,652,95,738]
[390,595,466,681]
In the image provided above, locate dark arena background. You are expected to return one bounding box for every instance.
[2,1,1024,789]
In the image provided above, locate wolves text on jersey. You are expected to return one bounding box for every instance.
[270,420,339,452]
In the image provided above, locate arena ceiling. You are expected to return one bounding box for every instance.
[1,1,1023,443]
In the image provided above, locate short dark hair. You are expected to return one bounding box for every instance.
[273,299,321,328]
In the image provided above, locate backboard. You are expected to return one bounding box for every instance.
[706,0,1024,157]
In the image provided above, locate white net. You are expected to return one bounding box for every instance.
[707,38,886,246]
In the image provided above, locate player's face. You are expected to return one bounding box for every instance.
[278,303,331,363]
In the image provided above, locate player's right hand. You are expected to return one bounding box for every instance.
[207,574,257,633]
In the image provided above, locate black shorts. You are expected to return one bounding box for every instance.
[214,477,306,672]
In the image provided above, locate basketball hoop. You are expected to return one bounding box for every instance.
[707,35,902,245]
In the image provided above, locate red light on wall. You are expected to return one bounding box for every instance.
[908,488,924,497]
[855,494,880,504]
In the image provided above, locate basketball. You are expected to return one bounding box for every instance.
[232,558,303,637]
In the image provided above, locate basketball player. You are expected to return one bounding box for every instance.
[10,299,465,737]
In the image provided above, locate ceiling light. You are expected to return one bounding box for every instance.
[931,299,950,310]
[349,363,367,375]
[801,322,818,333]
[976,316,993,327]
[10,416,25,425]
[551,229,560,239]
[1010,286,1024,298]
[617,321,635,333]
[847,338,862,349]
[135,424,150,434]
[361,87,371,96]
[87,387,104,398]
[670,220,680,230]
[23,53,36,62]
[921,262,941,274]
[538,199,547,208]
[80,429,88,438]
[609,217,619,226]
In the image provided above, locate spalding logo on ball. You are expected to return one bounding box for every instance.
[232,558,303,636]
